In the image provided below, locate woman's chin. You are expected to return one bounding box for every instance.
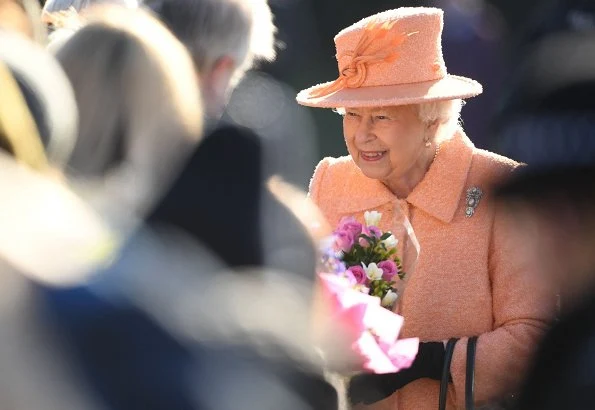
[357,164,388,181]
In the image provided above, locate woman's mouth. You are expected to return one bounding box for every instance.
[360,151,386,162]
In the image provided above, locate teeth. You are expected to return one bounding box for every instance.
[363,152,383,157]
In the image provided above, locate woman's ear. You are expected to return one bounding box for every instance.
[426,119,440,136]
[201,55,237,118]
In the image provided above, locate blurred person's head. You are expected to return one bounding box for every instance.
[56,6,203,226]
[0,0,47,43]
[145,0,277,120]
[0,29,78,169]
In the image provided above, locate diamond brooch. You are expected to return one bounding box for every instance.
[465,187,483,218]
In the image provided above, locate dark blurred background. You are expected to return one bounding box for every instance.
[222,0,595,189]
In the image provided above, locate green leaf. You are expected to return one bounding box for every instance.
[380,232,391,240]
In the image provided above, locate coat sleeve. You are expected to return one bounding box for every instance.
[449,202,557,407]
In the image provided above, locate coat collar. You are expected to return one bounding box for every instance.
[336,128,474,224]
[406,129,474,223]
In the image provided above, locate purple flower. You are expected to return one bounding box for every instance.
[363,226,382,239]
[378,260,398,282]
[334,230,354,252]
[347,265,368,285]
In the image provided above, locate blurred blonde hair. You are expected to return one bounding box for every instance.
[56,6,203,214]
[147,0,276,85]
[0,61,48,170]
[0,29,78,169]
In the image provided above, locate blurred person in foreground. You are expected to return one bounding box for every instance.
[145,0,319,277]
[53,5,203,233]
[37,5,204,409]
[296,7,556,410]
[494,29,595,410]
[41,4,338,410]
[138,0,336,402]
[0,29,111,409]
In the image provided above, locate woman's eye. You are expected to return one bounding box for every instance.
[375,115,389,120]
[346,112,359,118]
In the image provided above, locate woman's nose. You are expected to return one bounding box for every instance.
[354,117,374,144]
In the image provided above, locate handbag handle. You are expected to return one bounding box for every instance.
[465,336,479,410]
[438,338,458,410]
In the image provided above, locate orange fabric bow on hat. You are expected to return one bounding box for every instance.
[311,20,417,98]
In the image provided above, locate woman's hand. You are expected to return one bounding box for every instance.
[348,341,452,405]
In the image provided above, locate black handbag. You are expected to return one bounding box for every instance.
[438,336,478,410]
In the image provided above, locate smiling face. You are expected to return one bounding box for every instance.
[342,105,432,185]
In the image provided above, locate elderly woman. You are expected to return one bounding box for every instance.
[297,7,556,410]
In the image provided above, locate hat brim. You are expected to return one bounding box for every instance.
[296,74,482,108]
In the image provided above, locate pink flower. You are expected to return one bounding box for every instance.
[338,217,363,237]
[378,260,398,282]
[334,230,354,252]
[358,236,371,248]
[347,265,367,285]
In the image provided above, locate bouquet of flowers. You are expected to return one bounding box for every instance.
[320,211,406,310]
[314,208,419,375]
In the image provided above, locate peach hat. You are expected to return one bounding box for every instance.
[296,7,483,108]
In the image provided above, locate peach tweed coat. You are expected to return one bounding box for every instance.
[309,129,556,410]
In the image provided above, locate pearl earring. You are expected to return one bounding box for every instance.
[424,137,431,147]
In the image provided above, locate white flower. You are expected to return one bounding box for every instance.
[381,290,398,308]
[381,234,398,249]
[363,262,383,281]
[364,210,382,227]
